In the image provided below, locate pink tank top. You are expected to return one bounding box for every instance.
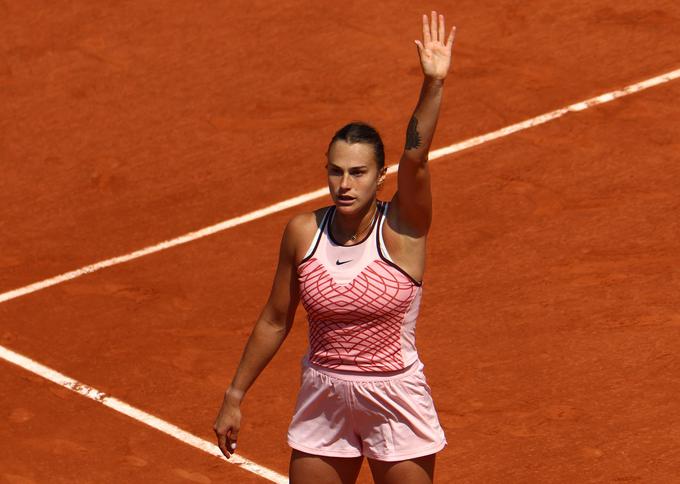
[297,200,423,372]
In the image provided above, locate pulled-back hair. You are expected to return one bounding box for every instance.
[327,122,385,171]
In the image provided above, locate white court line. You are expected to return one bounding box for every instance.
[1,67,680,483]
[1,67,679,306]
[0,344,288,484]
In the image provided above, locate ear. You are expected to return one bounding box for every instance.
[376,167,387,190]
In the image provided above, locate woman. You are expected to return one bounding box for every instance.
[214,11,456,484]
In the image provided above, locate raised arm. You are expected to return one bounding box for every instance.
[393,11,456,235]
[212,215,304,459]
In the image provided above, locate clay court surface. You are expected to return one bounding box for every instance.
[2,1,680,482]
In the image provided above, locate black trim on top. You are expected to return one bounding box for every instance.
[376,200,424,287]
[298,207,333,267]
[326,202,380,247]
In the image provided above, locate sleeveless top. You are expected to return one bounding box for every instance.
[297,200,423,372]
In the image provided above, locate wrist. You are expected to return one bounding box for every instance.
[224,385,244,406]
[423,76,445,87]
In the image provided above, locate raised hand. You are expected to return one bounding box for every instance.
[415,11,456,81]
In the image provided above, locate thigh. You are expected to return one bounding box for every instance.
[287,364,363,458]
[352,362,447,461]
[367,453,436,484]
[289,449,364,484]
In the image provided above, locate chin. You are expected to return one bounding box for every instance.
[333,202,357,212]
[334,199,370,214]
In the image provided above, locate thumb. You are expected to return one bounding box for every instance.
[414,40,423,54]
[228,428,239,450]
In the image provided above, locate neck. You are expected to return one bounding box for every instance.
[333,200,378,242]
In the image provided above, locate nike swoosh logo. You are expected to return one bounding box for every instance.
[336,259,352,265]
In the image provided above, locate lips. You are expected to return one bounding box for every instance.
[337,195,355,205]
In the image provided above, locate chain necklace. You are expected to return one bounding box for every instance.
[335,202,378,242]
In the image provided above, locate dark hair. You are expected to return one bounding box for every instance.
[327,122,385,171]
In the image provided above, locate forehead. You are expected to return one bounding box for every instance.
[327,140,376,167]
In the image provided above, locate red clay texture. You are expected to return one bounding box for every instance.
[2,1,680,482]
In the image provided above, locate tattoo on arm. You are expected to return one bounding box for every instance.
[405,115,422,150]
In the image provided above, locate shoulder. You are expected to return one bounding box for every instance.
[285,207,329,238]
[281,207,332,263]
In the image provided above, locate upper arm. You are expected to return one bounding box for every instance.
[260,217,302,332]
[259,212,316,331]
[392,153,432,236]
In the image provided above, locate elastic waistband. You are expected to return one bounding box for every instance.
[302,354,422,382]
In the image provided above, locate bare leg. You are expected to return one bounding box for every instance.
[367,453,436,484]
[289,449,364,484]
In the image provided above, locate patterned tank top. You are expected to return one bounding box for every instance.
[297,200,423,372]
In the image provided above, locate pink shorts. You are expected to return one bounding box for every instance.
[286,354,447,462]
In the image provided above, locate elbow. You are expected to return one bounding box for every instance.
[258,305,292,336]
[260,314,287,334]
[400,152,429,167]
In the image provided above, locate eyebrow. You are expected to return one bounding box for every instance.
[327,163,369,170]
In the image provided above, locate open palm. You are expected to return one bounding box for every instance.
[415,11,456,80]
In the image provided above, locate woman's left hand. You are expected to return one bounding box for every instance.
[415,11,456,81]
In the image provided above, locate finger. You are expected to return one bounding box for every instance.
[438,14,445,44]
[217,433,231,459]
[447,26,457,50]
[430,11,438,43]
[414,39,423,54]
[421,14,431,44]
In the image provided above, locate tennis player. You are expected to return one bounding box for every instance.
[214,11,456,484]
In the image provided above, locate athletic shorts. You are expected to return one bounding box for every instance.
[286,354,447,462]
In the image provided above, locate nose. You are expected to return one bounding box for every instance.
[340,172,351,189]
